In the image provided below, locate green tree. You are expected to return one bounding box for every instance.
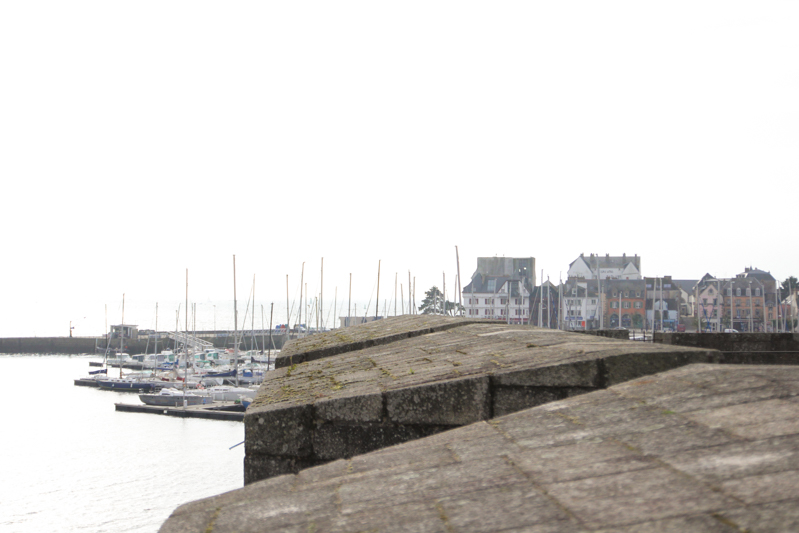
[419,286,464,315]
[419,286,445,315]
[780,277,798,301]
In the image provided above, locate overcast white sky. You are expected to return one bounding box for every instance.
[1,1,797,337]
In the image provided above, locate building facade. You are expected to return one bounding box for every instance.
[462,257,535,323]
[604,279,646,329]
[567,253,642,280]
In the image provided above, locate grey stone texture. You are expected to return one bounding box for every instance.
[161,363,799,532]
[245,317,721,484]
[656,332,799,360]
[275,315,485,368]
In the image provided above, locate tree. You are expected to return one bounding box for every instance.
[780,277,798,301]
[419,286,445,315]
[419,286,464,315]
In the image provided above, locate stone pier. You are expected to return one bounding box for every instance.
[244,317,720,484]
[162,362,799,532]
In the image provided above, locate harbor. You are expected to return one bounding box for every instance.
[0,354,246,533]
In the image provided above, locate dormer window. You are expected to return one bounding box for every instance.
[746,288,751,297]
[736,288,741,296]
[487,280,496,292]
[755,288,761,296]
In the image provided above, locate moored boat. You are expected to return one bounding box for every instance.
[138,388,214,407]
[97,377,158,392]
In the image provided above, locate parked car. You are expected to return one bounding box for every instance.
[724,328,739,333]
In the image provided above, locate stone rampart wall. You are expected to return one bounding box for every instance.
[655,332,799,352]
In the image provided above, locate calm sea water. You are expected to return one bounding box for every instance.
[0,355,244,533]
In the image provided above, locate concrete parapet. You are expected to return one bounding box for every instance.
[655,332,799,352]
[162,363,799,533]
[578,329,631,340]
[244,317,718,484]
[275,315,485,368]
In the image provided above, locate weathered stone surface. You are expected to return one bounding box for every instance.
[245,403,313,456]
[312,421,450,460]
[493,386,595,417]
[162,364,799,532]
[246,317,720,485]
[385,376,491,425]
[656,332,799,352]
[312,391,383,423]
[243,454,323,485]
[276,315,484,367]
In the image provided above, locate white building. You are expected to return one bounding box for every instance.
[562,279,601,330]
[462,257,534,323]
[568,253,642,280]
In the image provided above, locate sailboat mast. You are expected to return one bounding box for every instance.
[120,294,125,378]
[268,302,274,366]
[184,269,188,401]
[252,274,256,352]
[376,260,381,319]
[261,305,265,357]
[233,255,239,386]
[320,258,323,331]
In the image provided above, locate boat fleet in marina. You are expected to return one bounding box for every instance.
[76,345,273,409]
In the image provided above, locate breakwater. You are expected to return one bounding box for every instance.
[0,332,289,354]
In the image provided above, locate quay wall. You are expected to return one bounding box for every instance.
[0,337,100,354]
[0,332,289,354]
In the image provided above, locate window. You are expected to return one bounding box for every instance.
[702,298,707,304]
[756,288,761,296]
[727,288,732,296]
[713,310,717,317]
[622,301,631,309]
[624,291,629,297]
[572,289,577,296]
[713,298,717,305]
[634,302,642,309]
[500,309,505,316]
[591,299,597,304]
[514,298,520,305]
[612,290,618,297]
[611,302,618,309]
[636,291,641,297]
[487,280,496,292]
[709,287,714,295]
[736,288,741,296]
[500,298,507,305]
[515,309,521,315]
[485,309,491,315]
[746,288,751,296]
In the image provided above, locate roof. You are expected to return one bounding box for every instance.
[462,274,531,294]
[569,254,642,277]
[673,279,700,293]
[743,268,776,282]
